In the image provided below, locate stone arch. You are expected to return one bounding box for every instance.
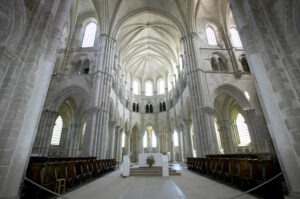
[48,86,90,113]
[212,84,251,111]
[213,84,253,153]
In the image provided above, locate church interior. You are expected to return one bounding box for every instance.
[0,0,300,198]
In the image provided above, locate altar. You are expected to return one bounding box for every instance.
[138,153,162,167]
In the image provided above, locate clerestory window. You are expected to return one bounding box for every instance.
[82,22,97,48]
[206,26,218,46]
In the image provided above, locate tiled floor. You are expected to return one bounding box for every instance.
[61,165,257,199]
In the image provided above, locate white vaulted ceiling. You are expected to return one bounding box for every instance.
[116,12,181,83]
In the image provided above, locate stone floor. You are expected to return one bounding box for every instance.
[60,165,257,199]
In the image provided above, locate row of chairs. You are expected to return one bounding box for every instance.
[23,158,117,198]
[187,157,280,188]
[28,156,97,164]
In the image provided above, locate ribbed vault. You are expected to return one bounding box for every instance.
[116,12,181,83]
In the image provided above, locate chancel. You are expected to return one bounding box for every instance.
[1,0,300,199]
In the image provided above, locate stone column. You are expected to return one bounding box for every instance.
[230,1,300,196]
[115,129,123,163]
[0,0,72,197]
[125,131,130,156]
[169,130,174,162]
[244,109,265,152]
[154,117,160,152]
[83,35,116,158]
[66,123,80,157]
[200,107,219,154]
[107,123,116,158]
[182,33,219,157]
[139,118,145,153]
[178,131,184,162]
[181,131,188,161]
[183,120,194,158]
[217,120,235,154]
[32,110,58,156]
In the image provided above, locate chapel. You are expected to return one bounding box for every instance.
[0,0,300,198]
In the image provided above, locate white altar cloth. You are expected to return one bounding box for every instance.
[138,153,162,167]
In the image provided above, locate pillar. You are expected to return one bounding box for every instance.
[244,109,267,152]
[183,120,194,158]
[217,120,236,153]
[83,35,116,158]
[32,110,58,156]
[230,1,300,196]
[108,123,116,158]
[178,131,184,162]
[0,0,72,197]
[182,33,219,157]
[125,131,130,156]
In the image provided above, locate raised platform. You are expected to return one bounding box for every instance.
[130,166,181,176]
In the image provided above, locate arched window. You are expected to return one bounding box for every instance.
[82,22,97,48]
[143,132,148,148]
[121,132,126,148]
[173,130,179,147]
[211,55,227,71]
[50,116,63,145]
[150,104,153,113]
[229,27,243,48]
[236,113,251,146]
[132,80,139,95]
[239,54,250,72]
[157,79,165,94]
[145,81,153,96]
[206,26,218,46]
[152,131,157,147]
[80,122,86,149]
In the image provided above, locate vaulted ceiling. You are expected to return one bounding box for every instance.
[116,12,181,83]
[70,0,231,85]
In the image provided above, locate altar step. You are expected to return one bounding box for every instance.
[129,167,181,176]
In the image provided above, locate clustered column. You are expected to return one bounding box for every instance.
[229,1,300,196]
[182,33,219,157]
[83,35,116,158]
[0,0,72,197]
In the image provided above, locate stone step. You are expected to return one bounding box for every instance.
[129,167,181,176]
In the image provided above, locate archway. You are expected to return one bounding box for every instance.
[213,88,252,153]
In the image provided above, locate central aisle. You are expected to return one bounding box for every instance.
[62,167,257,199]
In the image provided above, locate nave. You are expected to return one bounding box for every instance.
[62,166,256,199]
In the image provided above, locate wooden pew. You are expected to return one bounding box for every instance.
[65,161,80,186]
[40,163,56,192]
